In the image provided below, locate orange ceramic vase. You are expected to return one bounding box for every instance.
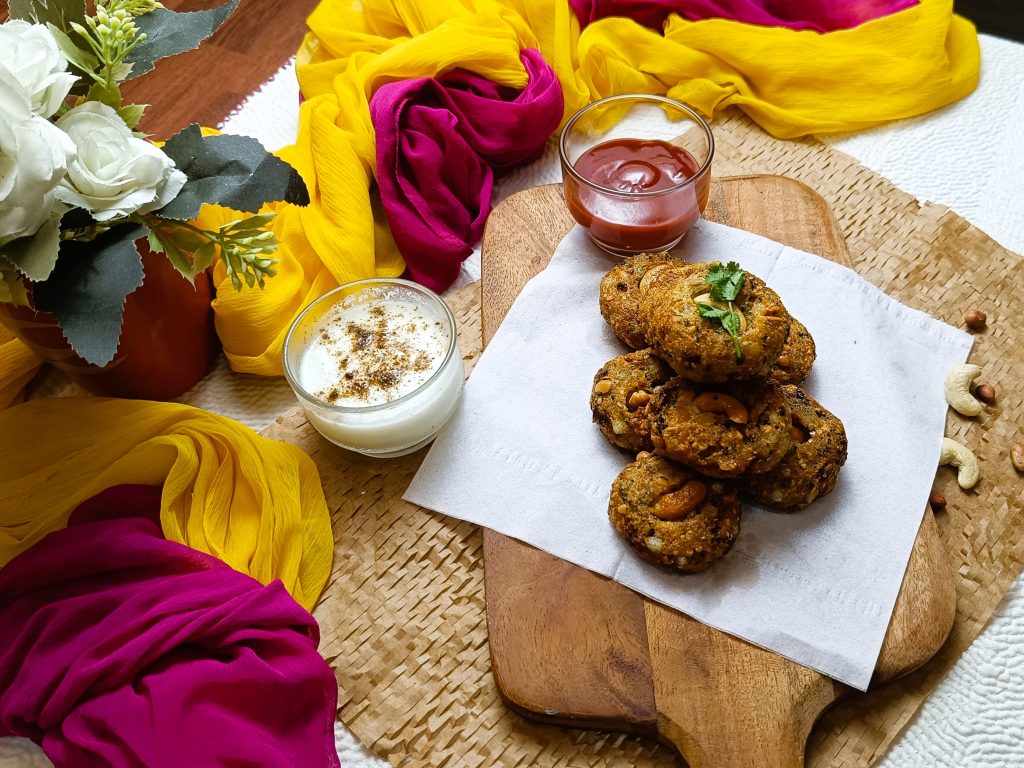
[0,239,217,400]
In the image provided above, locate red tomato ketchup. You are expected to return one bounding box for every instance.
[564,138,710,254]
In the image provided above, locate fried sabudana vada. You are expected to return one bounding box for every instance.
[639,263,790,381]
[742,385,848,511]
[591,350,675,452]
[609,452,741,572]
[767,317,816,386]
[651,379,793,478]
[599,252,692,349]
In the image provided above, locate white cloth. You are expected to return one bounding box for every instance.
[404,222,972,691]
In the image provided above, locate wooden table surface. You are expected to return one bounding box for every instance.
[0,0,319,138]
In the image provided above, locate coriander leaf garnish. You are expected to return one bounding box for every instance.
[698,261,746,361]
[706,260,745,302]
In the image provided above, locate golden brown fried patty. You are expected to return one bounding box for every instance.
[650,378,792,478]
[609,452,741,572]
[599,252,689,349]
[591,349,675,452]
[742,385,847,511]
[638,263,791,381]
[767,318,816,386]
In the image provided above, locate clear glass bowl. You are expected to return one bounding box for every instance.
[283,278,464,458]
[560,94,714,256]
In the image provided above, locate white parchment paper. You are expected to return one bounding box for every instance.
[405,221,972,690]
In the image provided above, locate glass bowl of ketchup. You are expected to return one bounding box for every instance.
[560,94,714,256]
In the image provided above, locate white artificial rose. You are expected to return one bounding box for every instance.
[0,77,75,248]
[55,102,187,221]
[0,20,77,118]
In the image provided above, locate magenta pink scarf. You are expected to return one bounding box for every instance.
[569,0,918,31]
[0,485,339,768]
[371,48,563,292]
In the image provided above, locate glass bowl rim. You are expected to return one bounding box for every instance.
[558,93,715,198]
[282,277,459,414]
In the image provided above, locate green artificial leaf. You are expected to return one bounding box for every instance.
[118,102,148,128]
[0,262,31,306]
[33,223,146,366]
[86,79,122,109]
[9,0,86,30]
[191,241,218,273]
[46,23,99,74]
[705,261,745,303]
[145,231,165,256]
[145,221,208,282]
[123,1,239,81]
[0,207,64,282]
[223,212,276,234]
[111,61,134,82]
[155,124,310,220]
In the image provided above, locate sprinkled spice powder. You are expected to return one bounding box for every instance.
[297,294,449,407]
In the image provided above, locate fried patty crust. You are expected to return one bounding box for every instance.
[609,452,742,572]
[599,252,690,349]
[767,317,816,386]
[639,263,791,381]
[651,378,793,478]
[742,385,848,511]
[591,349,675,452]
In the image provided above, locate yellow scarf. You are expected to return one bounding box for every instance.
[0,398,332,610]
[0,328,41,408]
[0,0,979,387]
[208,0,978,376]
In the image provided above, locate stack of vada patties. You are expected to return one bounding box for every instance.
[592,253,847,573]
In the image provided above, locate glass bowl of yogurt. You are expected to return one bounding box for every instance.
[283,278,464,458]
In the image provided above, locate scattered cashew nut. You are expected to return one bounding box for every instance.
[939,437,980,489]
[944,364,985,417]
[693,392,749,424]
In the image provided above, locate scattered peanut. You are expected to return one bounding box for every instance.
[594,379,612,395]
[653,480,708,520]
[1012,443,1024,473]
[693,391,750,424]
[627,390,651,410]
[963,309,987,331]
[928,490,946,512]
[974,384,996,404]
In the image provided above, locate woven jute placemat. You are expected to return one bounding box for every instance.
[262,112,1024,767]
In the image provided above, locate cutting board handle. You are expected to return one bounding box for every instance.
[646,601,840,768]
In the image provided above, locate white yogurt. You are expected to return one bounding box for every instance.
[284,280,464,457]
[296,300,448,407]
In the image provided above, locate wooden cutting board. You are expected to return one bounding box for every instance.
[479,178,956,768]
